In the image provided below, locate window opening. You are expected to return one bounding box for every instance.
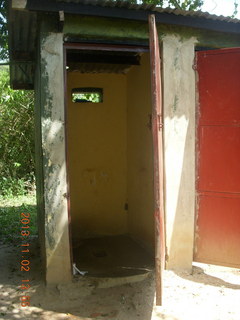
[72,88,103,103]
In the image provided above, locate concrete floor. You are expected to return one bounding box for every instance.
[73,234,154,278]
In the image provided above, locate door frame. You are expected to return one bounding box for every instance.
[63,38,165,304]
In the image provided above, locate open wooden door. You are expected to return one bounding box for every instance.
[149,14,165,306]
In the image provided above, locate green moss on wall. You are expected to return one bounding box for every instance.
[64,14,240,49]
[64,16,149,43]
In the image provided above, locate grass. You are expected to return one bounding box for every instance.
[0,193,37,244]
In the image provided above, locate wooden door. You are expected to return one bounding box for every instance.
[195,48,240,267]
[149,14,165,305]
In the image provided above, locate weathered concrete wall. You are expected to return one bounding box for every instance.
[162,35,196,270]
[40,32,72,284]
[127,53,155,252]
[67,73,128,240]
[34,40,46,278]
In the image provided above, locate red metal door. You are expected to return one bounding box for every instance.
[195,48,240,267]
[149,14,165,305]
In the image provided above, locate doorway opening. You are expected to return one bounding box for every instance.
[65,44,155,278]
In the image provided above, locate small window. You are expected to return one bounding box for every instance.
[72,88,103,103]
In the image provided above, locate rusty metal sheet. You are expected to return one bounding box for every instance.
[148,14,165,306]
[195,48,240,268]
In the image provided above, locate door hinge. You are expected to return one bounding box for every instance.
[158,114,163,131]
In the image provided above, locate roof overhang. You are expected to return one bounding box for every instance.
[8,0,240,89]
[26,0,240,35]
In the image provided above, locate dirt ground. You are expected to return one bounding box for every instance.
[0,240,240,320]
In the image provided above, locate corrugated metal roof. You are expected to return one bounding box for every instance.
[56,0,240,24]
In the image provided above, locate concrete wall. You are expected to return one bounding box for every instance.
[162,35,196,270]
[34,37,46,277]
[67,73,128,240]
[40,32,72,283]
[127,53,155,252]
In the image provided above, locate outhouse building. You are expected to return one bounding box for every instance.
[8,0,240,303]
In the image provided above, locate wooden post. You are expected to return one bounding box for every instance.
[148,14,165,306]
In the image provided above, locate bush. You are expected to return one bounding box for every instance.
[0,67,35,196]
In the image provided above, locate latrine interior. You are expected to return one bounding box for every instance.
[66,50,155,277]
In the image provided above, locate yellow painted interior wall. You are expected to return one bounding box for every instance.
[67,53,154,251]
[127,53,155,252]
[67,73,128,240]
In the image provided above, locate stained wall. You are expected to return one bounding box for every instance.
[67,73,128,240]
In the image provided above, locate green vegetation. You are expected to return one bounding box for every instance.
[233,0,239,17]
[0,0,7,60]
[0,194,37,244]
[133,0,203,10]
[73,92,102,102]
[0,68,35,196]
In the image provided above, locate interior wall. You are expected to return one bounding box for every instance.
[67,73,128,241]
[127,53,155,252]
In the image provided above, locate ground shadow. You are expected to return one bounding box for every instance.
[31,278,155,319]
[0,239,158,320]
[174,265,240,290]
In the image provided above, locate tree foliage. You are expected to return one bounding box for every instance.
[130,0,203,11]
[0,0,7,61]
[0,68,35,196]
[232,0,239,17]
